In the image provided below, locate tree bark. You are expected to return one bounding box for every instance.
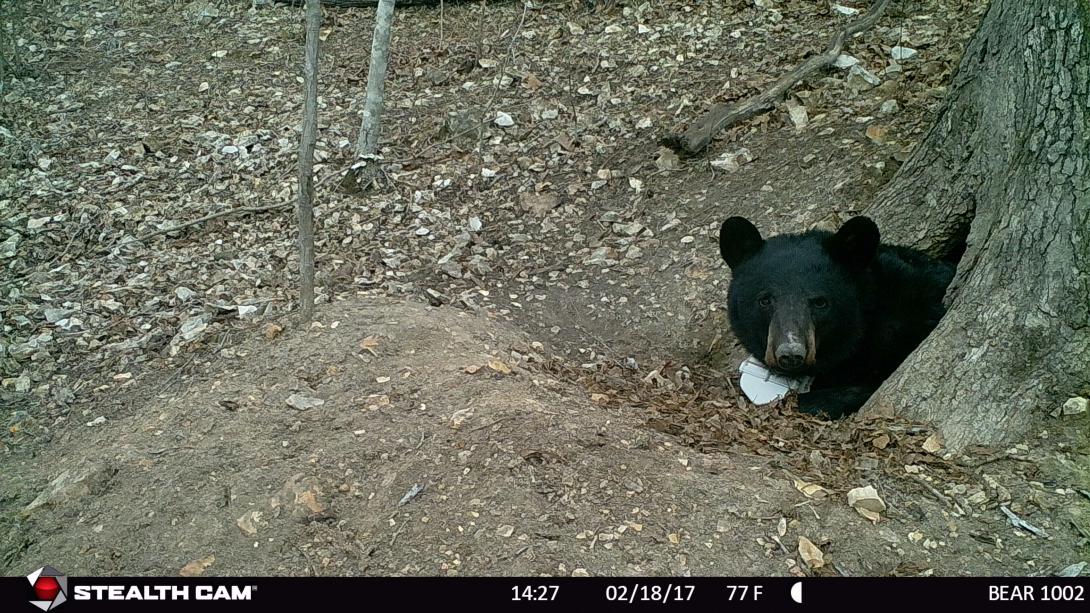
[862,0,1089,451]
[296,0,322,324]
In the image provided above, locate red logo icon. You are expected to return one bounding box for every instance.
[27,566,67,611]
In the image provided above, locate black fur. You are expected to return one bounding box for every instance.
[719,216,955,418]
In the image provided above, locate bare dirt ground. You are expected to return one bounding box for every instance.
[2,0,1087,577]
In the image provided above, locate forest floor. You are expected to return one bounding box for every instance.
[1,0,1087,576]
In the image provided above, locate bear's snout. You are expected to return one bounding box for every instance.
[764,315,817,373]
[775,341,807,371]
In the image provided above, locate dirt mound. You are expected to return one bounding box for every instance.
[2,297,1083,577]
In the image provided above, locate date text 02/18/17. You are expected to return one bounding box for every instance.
[605,584,697,603]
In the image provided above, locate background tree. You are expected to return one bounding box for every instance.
[296,0,322,323]
[861,0,1088,451]
[350,0,396,191]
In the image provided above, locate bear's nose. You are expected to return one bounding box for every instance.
[775,343,806,371]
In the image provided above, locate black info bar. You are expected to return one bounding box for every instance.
[3,576,1087,612]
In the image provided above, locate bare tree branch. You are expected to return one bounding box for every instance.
[664,0,891,156]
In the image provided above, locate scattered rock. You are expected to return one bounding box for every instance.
[834,54,860,69]
[879,99,900,115]
[1057,562,1087,577]
[24,464,116,514]
[612,221,645,237]
[236,510,262,535]
[286,393,325,410]
[1057,396,1088,416]
[520,192,558,217]
[784,99,808,130]
[847,64,881,89]
[710,148,755,172]
[891,46,919,61]
[847,485,887,523]
[175,286,197,302]
[584,246,619,266]
[655,147,680,171]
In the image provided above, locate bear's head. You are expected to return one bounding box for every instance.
[718,215,880,377]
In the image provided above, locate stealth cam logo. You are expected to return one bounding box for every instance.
[26,566,67,611]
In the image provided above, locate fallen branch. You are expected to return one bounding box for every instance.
[112,169,350,251]
[664,0,891,156]
[125,202,292,246]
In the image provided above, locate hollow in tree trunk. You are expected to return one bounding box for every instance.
[862,0,1089,451]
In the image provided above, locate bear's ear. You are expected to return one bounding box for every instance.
[824,216,880,268]
[719,217,764,269]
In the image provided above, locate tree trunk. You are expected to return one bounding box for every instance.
[862,0,1089,451]
[356,0,396,157]
[296,0,322,324]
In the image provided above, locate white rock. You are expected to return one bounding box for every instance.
[468,217,482,232]
[612,221,645,236]
[834,54,860,69]
[27,216,52,230]
[848,64,882,88]
[44,308,74,323]
[831,3,859,15]
[710,148,755,172]
[286,394,325,410]
[785,100,809,130]
[891,46,918,61]
[880,99,900,115]
[494,111,515,127]
[177,316,208,341]
[0,233,19,258]
[1062,397,1088,415]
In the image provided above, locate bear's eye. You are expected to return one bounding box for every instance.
[757,295,773,308]
[811,297,829,309]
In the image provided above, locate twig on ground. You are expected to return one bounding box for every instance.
[913,476,966,515]
[664,0,891,156]
[113,169,349,251]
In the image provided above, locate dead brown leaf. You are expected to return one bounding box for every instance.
[360,335,381,356]
[488,359,512,375]
[179,555,215,577]
[798,536,825,568]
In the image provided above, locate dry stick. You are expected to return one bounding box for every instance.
[297,0,322,323]
[666,0,891,156]
[119,169,348,249]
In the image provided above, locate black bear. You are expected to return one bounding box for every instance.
[718,215,955,418]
